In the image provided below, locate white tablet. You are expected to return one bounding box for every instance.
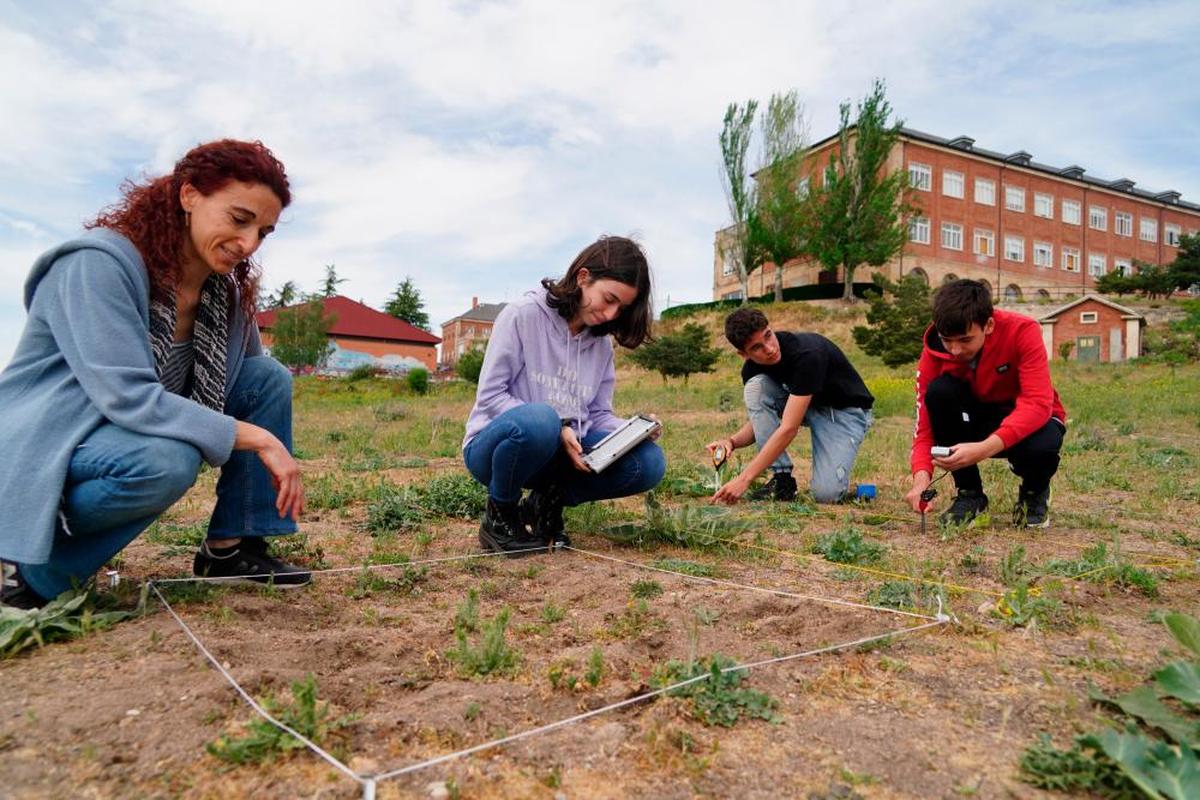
[581,414,660,473]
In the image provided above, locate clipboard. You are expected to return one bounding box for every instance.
[581,414,660,473]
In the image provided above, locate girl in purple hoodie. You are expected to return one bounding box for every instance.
[463,236,665,556]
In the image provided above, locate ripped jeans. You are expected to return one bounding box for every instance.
[744,374,873,503]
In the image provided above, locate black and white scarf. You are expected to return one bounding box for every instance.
[148,274,230,411]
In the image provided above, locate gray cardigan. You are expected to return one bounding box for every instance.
[0,229,259,564]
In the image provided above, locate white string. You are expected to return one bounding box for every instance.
[565,545,941,621]
[369,616,948,782]
[148,581,363,785]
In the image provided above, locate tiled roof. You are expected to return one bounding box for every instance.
[256,295,441,345]
[443,302,506,326]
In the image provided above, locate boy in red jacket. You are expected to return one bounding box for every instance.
[905,280,1066,527]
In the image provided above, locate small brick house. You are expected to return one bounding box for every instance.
[1038,295,1145,363]
[257,295,441,374]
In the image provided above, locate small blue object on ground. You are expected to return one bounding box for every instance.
[855,483,876,501]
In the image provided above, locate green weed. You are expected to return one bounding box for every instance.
[631,579,664,599]
[447,590,519,677]
[585,646,605,687]
[540,603,566,624]
[651,654,779,727]
[365,485,425,535]
[415,473,487,518]
[810,527,885,566]
[649,558,718,578]
[1,591,139,659]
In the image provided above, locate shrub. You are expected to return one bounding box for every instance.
[851,272,931,367]
[456,348,485,383]
[406,367,429,394]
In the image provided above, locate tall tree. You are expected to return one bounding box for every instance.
[751,90,809,302]
[319,264,347,297]
[801,79,912,302]
[628,323,721,385]
[270,301,334,372]
[719,100,761,302]
[852,272,932,367]
[384,276,430,330]
[268,280,299,308]
[1169,232,1200,292]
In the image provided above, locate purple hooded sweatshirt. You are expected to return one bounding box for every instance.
[463,289,624,447]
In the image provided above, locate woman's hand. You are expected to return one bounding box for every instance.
[235,422,306,520]
[647,413,663,442]
[561,425,591,472]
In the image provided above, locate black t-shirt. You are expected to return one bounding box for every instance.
[741,331,874,410]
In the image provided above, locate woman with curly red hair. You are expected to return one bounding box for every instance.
[0,139,311,609]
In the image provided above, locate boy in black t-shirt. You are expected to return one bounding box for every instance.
[708,308,874,503]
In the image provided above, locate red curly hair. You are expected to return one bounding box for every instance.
[88,139,291,319]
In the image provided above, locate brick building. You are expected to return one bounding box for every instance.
[1038,295,1145,363]
[713,128,1200,302]
[257,295,440,374]
[440,297,506,367]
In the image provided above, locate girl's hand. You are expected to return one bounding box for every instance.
[647,413,663,442]
[561,425,591,472]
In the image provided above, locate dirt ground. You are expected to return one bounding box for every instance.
[3,482,1197,800]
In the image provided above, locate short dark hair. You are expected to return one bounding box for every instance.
[932,279,993,336]
[542,235,653,349]
[724,307,769,350]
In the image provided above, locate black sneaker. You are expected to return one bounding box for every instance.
[939,489,989,527]
[748,471,798,502]
[192,538,312,588]
[1014,486,1051,528]
[479,498,543,558]
[1,560,48,610]
[520,486,571,549]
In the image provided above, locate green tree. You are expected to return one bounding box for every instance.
[751,90,809,303]
[270,301,334,371]
[1095,270,1137,296]
[319,264,346,297]
[1168,232,1200,291]
[1134,261,1175,299]
[629,323,721,384]
[384,276,430,330]
[852,272,932,367]
[456,347,486,384]
[719,100,762,302]
[800,79,912,302]
[267,280,299,308]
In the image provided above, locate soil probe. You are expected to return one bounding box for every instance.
[711,444,727,492]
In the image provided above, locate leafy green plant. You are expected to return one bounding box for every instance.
[631,579,664,599]
[996,582,1064,629]
[810,527,885,565]
[364,485,425,534]
[1,591,139,659]
[447,590,519,677]
[649,558,718,578]
[999,544,1035,587]
[346,564,426,599]
[1043,541,1159,598]
[207,674,354,764]
[415,472,487,519]
[1019,612,1200,799]
[406,367,430,395]
[601,493,751,550]
[540,603,566,624]
[585,646,605,687]
[652,654,779,727]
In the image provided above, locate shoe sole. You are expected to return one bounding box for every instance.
[193,573,312,589]
[478,531,544,559]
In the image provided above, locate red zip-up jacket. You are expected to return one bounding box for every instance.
[911,308,1066,475]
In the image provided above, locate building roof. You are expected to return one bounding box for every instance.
[1038,294,1146,323]
[806,125,1200,214]
[257,295,441,345]
[442,301,507,327]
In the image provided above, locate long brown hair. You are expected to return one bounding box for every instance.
[542,235,654,348]
[88,139,291,318]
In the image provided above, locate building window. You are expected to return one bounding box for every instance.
[1115,258,1132,276]
[909,162,932,192]
[941,222,964,251]
[942,170,964,198]
[973,228,995,257]
[795,177,810,199]
[1140,218,1158,242]
[1034,193,1054,218]
[1033,241,1053,268]
[1005,235,1025,262]
[1080,311,1099,324]
[1062,199,1081,225]
[1063,247,1081,272]
[909,216,931,244]
[1005,186,1025,212]
[1089,206,1108,231]
[1166,224,1182,246]
[1115,211,1133,237]
[1088,253,1107,277]
[975,178,995,205]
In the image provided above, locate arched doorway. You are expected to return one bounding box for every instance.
[1036,289,1051,301]
[1005,284,1023,303]
[907,267,929,286]
[979,279,993,299]
[942,273,959,286]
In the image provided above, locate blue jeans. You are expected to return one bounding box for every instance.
[20,356,298,599]
[463,403,666,506]
[744,374,873,503]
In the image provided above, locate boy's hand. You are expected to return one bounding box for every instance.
[905,470,934,513]
[932,437,1004,471]
[705,437,735,462]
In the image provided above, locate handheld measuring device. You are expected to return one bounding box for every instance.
[711,444,728,492]
[930,446,953,458]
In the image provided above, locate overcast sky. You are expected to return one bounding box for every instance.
[2,0,1198,366]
